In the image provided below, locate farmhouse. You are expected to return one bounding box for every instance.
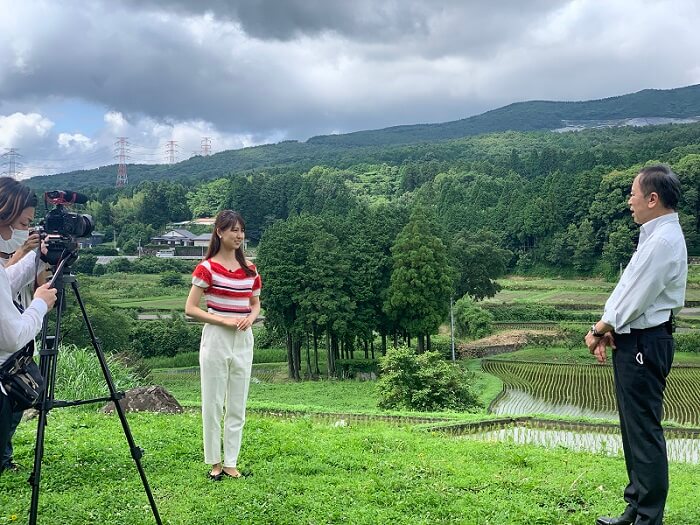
[150,229,210,248]
[150,227,249,252]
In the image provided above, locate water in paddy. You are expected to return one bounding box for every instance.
[463,424,700,464]
[492,389,619,420]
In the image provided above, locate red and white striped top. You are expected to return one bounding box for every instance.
[191,259,262,318]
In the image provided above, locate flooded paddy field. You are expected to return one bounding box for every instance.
[436,419,700,464]
[482,360,700,427]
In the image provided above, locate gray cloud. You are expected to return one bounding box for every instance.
[1,0,700,177]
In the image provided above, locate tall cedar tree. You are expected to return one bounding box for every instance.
[385,207,453,352]
[256,215,320,379]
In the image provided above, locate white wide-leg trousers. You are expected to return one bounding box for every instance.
[199,323,254,467]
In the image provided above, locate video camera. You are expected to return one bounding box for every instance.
[39,190,94,267]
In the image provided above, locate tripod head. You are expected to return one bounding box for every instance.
[44,249,77,290]
[41,235,80,268]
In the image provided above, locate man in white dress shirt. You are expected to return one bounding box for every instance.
[585,165,687,525]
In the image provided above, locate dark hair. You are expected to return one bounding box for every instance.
[0,177,38,227]
[204,210,255,276]
[637,164,681,210]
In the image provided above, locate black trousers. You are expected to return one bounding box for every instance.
[612,325,674,525]
[0,391,13,475]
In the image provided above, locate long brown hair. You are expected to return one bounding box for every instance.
[204,210,255,276]
[0,177,38,227]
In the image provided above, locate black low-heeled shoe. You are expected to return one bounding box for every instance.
[207,470,223,481]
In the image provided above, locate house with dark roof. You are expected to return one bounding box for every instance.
[150,229,211,247]
[150,228,248,251]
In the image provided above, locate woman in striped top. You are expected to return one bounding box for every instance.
[185,210,261,480]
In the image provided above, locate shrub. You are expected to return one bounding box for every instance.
[253,347,287,364]
[428,335,454,360]
[144,351,200,369]
[675,332,700,353]
[105,257,133,273]
[558,322,589,350]
[454,297,494,339]
[54,344,145,403]
[335,359,380,379]
[73,253,98,275]
[121,240,138,255]
[131,256,196,274]
[253,324,286,349]
[159,270,184,287]
[129,316,202,358]
[59,298,135,353]
[377,345,480,412]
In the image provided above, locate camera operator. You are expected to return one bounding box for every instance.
[0,178,57,475]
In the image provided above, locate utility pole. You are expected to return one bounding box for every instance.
[200,137,212,156]
[450,296,456,362]
[164,140,179,165]
[1,148,23,179]
[114,138,129,187]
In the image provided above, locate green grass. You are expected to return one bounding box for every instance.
[111,296,186,310]
[463,359,503,408]
[144,348,288,370]
[1,411,699,524]
[78,273,190,311]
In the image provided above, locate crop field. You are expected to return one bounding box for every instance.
[488,272,700,305]
[111,296,186,310]
[482,359,700,427]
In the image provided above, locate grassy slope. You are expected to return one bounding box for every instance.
[1,411,699,525]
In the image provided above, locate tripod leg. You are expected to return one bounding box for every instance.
[28,287,65,525]
[70,280,162,525]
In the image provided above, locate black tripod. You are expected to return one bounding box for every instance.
[27,255,162,525]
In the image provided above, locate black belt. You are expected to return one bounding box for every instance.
[629,324,667,334]
[617,313,674,335]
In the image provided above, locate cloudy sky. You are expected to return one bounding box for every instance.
[1,0,700,179]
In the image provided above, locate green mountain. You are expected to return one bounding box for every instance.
[27,84,700,191]
[306,84,700,146]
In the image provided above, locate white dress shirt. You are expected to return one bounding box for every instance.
[0,251,48,368]
[602,213,687,334]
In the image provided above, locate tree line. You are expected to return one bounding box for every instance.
[34,124,700,379]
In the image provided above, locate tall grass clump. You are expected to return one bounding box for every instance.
[54,344,146,403]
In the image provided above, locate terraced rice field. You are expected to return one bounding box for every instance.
[482,360,700,427]
[463,424,700,464]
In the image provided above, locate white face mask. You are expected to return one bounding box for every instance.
[0,227,29,254]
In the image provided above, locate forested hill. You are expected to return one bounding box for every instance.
[26,83,700,192]
[307,84,700,146]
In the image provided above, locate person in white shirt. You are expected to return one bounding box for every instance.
[0,194,47,472]
[585,165,687,525]
[0,177,57,475]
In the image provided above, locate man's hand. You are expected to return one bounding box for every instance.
[585,331,600,353]
[590,333,616,364]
